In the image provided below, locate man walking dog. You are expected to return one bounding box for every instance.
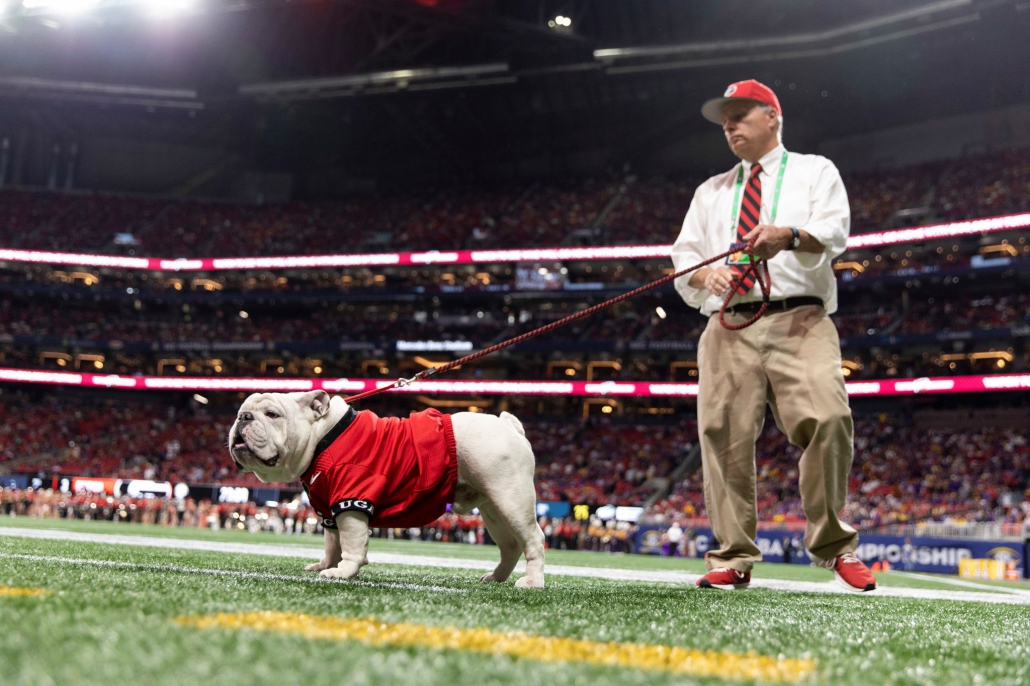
[671,79,876,592]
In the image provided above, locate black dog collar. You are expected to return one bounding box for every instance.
[303,406,358,479]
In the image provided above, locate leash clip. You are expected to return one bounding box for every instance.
[396,366,439,388]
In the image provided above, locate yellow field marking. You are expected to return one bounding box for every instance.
[0,586,47,597]
[176,611,815,682]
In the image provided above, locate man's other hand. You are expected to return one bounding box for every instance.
[703,266,739,297]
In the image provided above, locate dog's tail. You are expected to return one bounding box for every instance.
[499,411,526,436]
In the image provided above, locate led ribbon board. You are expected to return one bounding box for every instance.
[1,212,1027,271]
[0,367,1027,397]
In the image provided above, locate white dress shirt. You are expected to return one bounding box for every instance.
[671,144,850,315]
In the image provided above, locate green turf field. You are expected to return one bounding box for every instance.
[2,517,1029,686]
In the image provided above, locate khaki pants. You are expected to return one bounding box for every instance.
[697,305,858,572]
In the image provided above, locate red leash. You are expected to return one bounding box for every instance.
[344,242,769,404]
[718,252,772,330]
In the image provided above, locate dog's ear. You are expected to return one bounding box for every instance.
[298,390,331,419]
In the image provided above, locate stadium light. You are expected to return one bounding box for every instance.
[655,307,667,319]
[193,394,208,404]
[23,0,100,16]
[140,0,194,17]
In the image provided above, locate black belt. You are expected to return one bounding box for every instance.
[724,296,824,315]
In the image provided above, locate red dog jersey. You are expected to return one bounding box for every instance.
[300,407,458,529]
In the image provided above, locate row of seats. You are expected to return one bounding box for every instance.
[2,394,1026,528]
[2,146,1028,256]
[4,288,1027,346]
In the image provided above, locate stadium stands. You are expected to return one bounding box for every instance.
[2,143,1030,551]
[2,146,1029,256]
[2,283,1025,381]
[644,415,1030,529]
[1,393,1026,534]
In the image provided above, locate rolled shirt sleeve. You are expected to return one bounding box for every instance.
[794,159,851,270]
[671,185,712,309]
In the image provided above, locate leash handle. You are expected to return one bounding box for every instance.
[717,256,772,330]
[344,242,766,403]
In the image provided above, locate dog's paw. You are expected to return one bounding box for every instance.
[479,572,506,583]
[305,560,332,572]
[514,575,545,589]
[319,562,361,579]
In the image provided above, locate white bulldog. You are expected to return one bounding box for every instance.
[228,391,545,588]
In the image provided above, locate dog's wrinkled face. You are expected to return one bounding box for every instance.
[228,391,329,482]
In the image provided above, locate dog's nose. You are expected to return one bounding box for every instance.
[238,411,254,422]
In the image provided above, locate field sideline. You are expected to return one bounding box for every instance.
[2,518,1029,685]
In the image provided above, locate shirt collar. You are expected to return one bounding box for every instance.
[742,144,786,177]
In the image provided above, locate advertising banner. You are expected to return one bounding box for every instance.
[853,533,1024,575]
[636,526,1026,575]
[0,474,29,490]
[71,477,121,495]
[216,485,251,504]
[536,501,571,518]
[122,480,173,498]
[635,525,667,555]
[252,487,281,506]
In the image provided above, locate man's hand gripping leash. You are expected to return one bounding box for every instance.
[343,240,770,404]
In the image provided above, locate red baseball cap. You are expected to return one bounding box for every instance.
[701,79,782,124]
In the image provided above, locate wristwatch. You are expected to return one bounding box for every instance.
[787,227,801,251]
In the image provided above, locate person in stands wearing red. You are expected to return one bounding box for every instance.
[672,79,877,592]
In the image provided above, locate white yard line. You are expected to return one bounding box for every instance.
[2,526,1028,606]
[0,551,466,594]
[890,570,1030,596]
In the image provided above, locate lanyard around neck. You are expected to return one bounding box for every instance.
[729,148,789,234]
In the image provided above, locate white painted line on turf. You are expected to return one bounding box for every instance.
[890,570,1030,596]
[0,552,466,594]
[3,527,1029,605]
[0,526,327,560]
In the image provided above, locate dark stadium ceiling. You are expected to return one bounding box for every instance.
[0,0,1029,185]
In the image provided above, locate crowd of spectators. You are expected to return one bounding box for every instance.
[648,414,1030,529]
[0,486,640,552]
[0,299,512,348]
[3,147,1030,257]
[0,487,323,532]
[0,395,249,485]
[6,284,1027,349]
[2,391,1028,531]
[4,282,1026,384]
[825,290,1030,339]
[898,292,1030,335]
[0,394,689,505]
[531,419,696,507]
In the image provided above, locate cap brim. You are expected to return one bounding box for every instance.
[700,96,766,125]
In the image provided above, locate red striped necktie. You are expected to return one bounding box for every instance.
[731,162,762,295]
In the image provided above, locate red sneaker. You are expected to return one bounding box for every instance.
[696,568,751,590]
[832,553,877,592]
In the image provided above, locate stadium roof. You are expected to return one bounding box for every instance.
[0,0,1028,184]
